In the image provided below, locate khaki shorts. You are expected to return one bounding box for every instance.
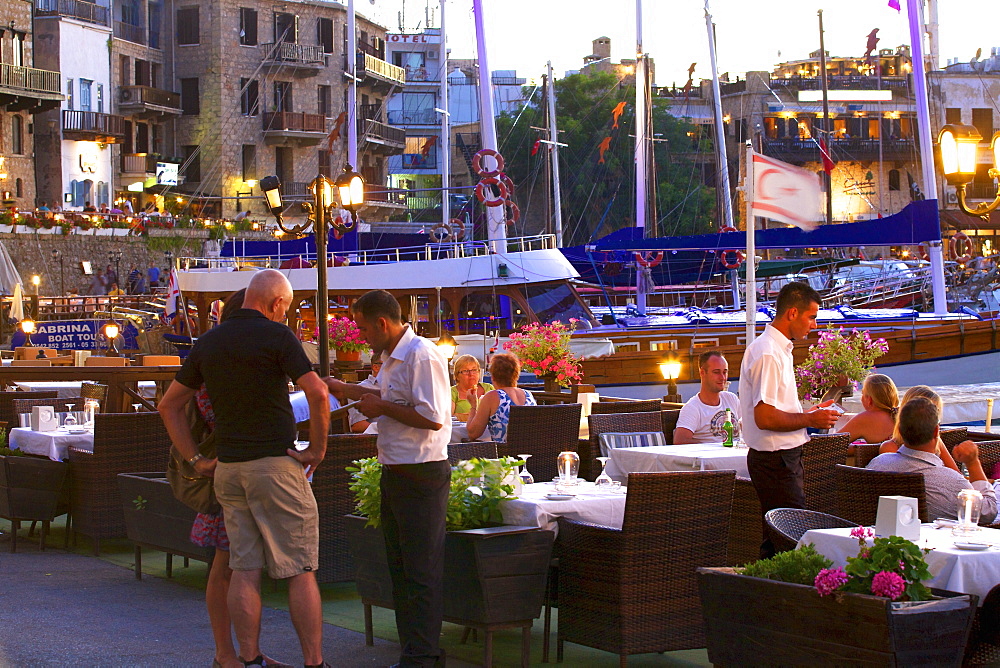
[215,456,319,579]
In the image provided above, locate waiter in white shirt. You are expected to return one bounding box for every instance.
[327,290,451,668]
[739,282,839,558]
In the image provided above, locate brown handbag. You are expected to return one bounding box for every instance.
[166,431,220,514]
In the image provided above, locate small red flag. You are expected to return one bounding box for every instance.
[530,139,541,156]
[819,139,835,174]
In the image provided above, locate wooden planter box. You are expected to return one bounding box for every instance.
[697,567,977,667]
[117,472,214,580]
[346,515,554,667]
[0,454,68,552]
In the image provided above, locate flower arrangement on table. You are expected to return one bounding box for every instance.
[324,315,370,354]
[348,456,521,531]
[503,320,583,388]
[795,326,889,401]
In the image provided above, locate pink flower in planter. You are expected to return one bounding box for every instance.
[871,570,906,600]
[814,568,849,596]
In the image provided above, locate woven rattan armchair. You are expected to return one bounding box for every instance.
[589,399,662,415]
[311,434,378,583]
[68,413,172,555]
[584,411,663,481]
[728,476,763,566]
[972,440,1000,478]
[834,463,927,526]
[0,390,58,431]
[11,396,85,422]
[446,441,498,466]
[853,443,882,468]
[500,403,581,483]
[802,432,853,514]
[941,427,970,451]
[764,508,857,554]
[660,409,680,444]
[555,470,735,664]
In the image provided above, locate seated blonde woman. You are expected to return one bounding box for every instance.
[880,385,960,472]
[450,354,494,422]
[841,374,899,444]
[466,353,536,443]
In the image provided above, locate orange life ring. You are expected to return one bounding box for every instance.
[504,200,520,225]
[634,251,663,268]
[472,149,505,177]
[720,249,745,269]
[950,232,973,264]
[917,243,930,261]
[475,178,508,207]
[499,173,515,197]
[449,218,465,241]
[720,225,738,234]
[430,222,454,242]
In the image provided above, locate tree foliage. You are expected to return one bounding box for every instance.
[496,71,718,246]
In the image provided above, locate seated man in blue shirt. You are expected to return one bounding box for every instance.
[867,396,997,523]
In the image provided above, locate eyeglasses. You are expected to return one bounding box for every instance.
[456,369,480,375]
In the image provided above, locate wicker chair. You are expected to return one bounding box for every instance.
[11,397,85,424]
[764,508,857,554]
[801,432,853,514]
[555,470,735,663]
[500,403,581,483]
[446,441,498,465]
[965,583,1000,665]
[941,427,970,451]
[660,409,680,444]
[68,413,172,555]
[589,399,662,415]
[853,443,882,468]
[834,464,927,526]
[311,434,378,583]
[80,382,109,408]
[584,411,663,482]
[973,440,1000,478]
[728,476,763,566]
[0,390,58,432]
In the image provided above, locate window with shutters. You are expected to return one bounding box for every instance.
[972,108,994,143]
[318,18,333,53]
[11,116,23,155]
[240,8,258,46]
[242,145,257,182]
[176,7,199,45]
[119,56,130,86]
[945,108,962,125]
[274,12,297,44]
[888,169,900,191]
[240,78,259,116]
[273,81,292,113]
[180,78,199,115]
[318,85,331,117]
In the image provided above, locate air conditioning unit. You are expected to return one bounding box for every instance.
[427,50,438,59]
[946,191,958,204]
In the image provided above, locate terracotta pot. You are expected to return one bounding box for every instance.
[336,349,361,362]
[542,375,562,393]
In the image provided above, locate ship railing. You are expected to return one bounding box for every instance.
[823,266,932,307]
[176,234,557,270]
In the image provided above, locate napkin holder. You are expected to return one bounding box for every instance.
[73,350,92,366]
[30,405,59,432]
[875,495,921,540]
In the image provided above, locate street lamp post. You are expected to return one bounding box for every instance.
[51,249,64,296]
[108,250,123,293]
[938,124,1000,220]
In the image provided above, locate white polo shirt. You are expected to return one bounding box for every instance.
[739,324,807,452]
[375,325,452,465]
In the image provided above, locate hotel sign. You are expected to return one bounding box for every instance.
[387,33,440,44]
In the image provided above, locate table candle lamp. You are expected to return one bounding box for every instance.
[557,451,580,485]
[955,488,983,536]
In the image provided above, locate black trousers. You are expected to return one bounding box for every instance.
[380,460,451,667]
[746,446,805,559]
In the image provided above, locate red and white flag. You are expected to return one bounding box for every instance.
[164,269,180,319]
[751,152,822,231]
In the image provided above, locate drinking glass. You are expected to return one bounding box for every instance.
[132,403,143,413]
[557,451,580,485]
[517,454,535,486]
[595,457,613,487]
[84,399,99,428]
[63,403,78,428]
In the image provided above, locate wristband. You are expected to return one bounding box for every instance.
[187,453,204,466]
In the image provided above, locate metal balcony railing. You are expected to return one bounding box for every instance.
[119,85,181,110]
[359,53,406,86]
[364,184,406,205]
[62,110,125,137]
[966,182,999,200]
[359,118,405,145]
[0,63,61,95]
[262,42,325,66]
[770,75,910,92]
[358,103,383,123]
[35,0,109,25]
[263,111,326,133]
[280,181,309,199]
[761,137,916,160]
[113,20,145,45]
[387,108,438,125]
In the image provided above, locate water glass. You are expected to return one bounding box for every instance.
[557,451,580,485]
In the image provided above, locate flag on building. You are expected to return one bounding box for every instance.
[887,0,900,11]
[164,269,180,320]
[751,152,822,231]
[819,138,835,174]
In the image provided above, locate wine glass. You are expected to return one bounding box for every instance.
[132,403,142,413]
[63,403,78,428]
[517,454,534,486]
[595,457,613,487]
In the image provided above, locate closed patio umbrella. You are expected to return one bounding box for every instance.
[0,241,22,295]
[9,282,23,322]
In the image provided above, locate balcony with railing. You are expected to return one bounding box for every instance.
[387,108,438,125]
[62,109,125,142]
[359,117,405,152]
[119,85,181,117]
[120,153,157,175]
[261,42,326,77]
[356,52,406,88]
[761,136,916,162]
[770,75,910,92]
[35,0,109,26]
[262,111,327,146]
[113,20,145,45]
[966,182,999,201]
[364,184,406,208]
[0,63,63,111]
[279,181,310,200]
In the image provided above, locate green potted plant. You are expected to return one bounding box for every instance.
[795,326,889,402]
[503,320,583,390]
[698,529,977,666]
[345,457,555,666]
[325,315,370,362]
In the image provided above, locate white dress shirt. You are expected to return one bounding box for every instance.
[739,324,808,452]
[375,326,451,465]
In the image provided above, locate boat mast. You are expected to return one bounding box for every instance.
[472,0,506,243]
[439,0,450,229]
[818,10,833,226]
[634,0,649,315]
[546,60,564,246]
[905,0,947,314]
[704,0,733,231]
[347,0,358,167]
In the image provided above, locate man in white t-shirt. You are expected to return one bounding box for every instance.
[674,350,740,444]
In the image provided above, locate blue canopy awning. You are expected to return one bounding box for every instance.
[594,200,941,252]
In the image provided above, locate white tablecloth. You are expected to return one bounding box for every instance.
[800,526,1000,604]
[844,382,1000,426]
[605,443,749,482]
[9,426,94,461]
[501,481,626,534]
[13,380,157,399]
